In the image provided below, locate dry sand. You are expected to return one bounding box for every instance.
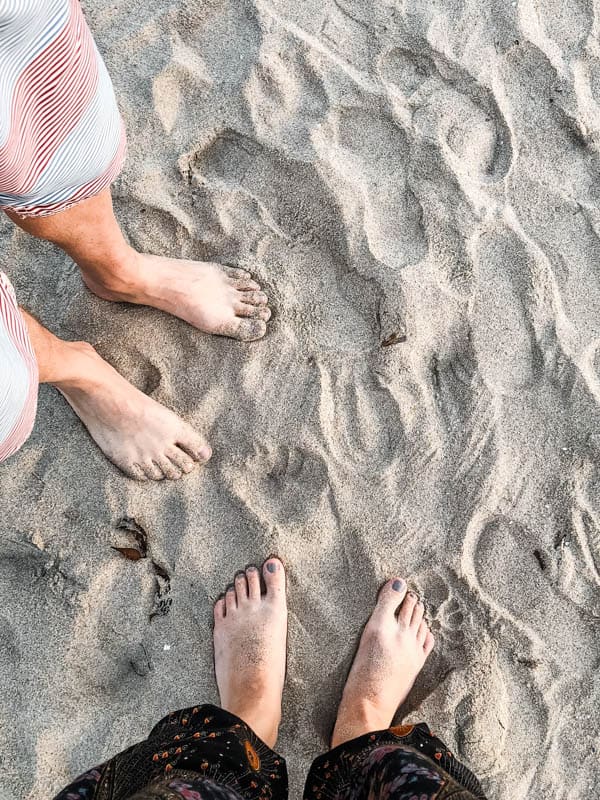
[1,0,600,798]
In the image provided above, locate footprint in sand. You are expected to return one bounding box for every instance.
[467,516,599,671]
[378,45,513,185]
[245,30,328,159]
[314,106,427,269]
[471,224,540,395]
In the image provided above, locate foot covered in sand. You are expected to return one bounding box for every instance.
[55,342,211,480]
[331,578,435,748]
[83,253,272,341]
[213,557,287,748]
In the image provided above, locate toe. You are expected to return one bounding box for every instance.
[410,600,425,629]
[225,585,237,613]
[233,318,268,341]
[176,430,212,464]
[238,290,268,306]
[398,591,418,628]
[166,446,196,475]
[373,578,407,622]
[155,457,183,481]
[224,267,251,280]
[142,460,165,481]
[234,303,272,322]
[229,277,260,291]
[214,597,225,622]
[263,557,285,599]
[417,620,428,646]
[424,630,435,657]
[127,463,149,481]
[235,571,249,603]
[246,566,261,600]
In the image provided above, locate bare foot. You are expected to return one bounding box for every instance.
[331,578,435,748]
[83,253,272,342]
[213,558,288,748]
[54,341,211,480]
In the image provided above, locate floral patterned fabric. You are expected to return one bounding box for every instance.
[52,706,485,800]
[305,723,487,800]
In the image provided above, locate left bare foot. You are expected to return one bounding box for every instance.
[83,252,272,342]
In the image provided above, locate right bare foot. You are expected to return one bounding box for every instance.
[53,341,211,480]
[331,578,435,748]
[213,558,288,748]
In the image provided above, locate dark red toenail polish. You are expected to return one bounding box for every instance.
[392,579,405,592]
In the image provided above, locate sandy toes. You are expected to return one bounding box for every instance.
[55,342,211,480]
[213,558,287,748]
[84,255,272,342]
[332,578,434,748]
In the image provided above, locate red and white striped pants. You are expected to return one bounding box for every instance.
[0,272,38,462]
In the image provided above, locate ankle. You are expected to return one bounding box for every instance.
[228,706,280,749]
[78,247,149,302]
[332,698,391,749]
[45,340,104,391]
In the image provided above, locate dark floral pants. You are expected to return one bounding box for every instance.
[53,705,486,800]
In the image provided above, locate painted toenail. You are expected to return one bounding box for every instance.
[266,562,277,573]
[392,579,405,592]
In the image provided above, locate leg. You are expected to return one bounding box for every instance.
[23,310,211,480]
[6,189,271,341]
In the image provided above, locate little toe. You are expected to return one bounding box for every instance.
[225,585,237,613]
[232,318,267,341]
[263,557,286,599]
[246,566,261,600]
[214,597,226,622]
[235,303,272,321]
[424,631,435,656]
[127,463,149,481]
[373,578,407,621]
[166,446,196,475]
[398,591,418,628]
[155,456,183,481]
[417,620,429,646]
[410,600,425,629]
[142,460,166,481]
[235,572,249,603]
[238,290,268,306]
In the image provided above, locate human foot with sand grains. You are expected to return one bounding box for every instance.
[0,0,271,480]
[54,558,487,800]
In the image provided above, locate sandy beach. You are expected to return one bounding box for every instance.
[1,0,600,797]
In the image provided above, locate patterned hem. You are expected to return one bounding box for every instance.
[303,723,487,800]
[53,704,288,800]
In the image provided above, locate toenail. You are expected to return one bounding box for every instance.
[198,445,212,462]
[392,579,405,592]
[266,561,277,573]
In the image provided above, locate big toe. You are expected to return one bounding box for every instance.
[177,428,212,464]
[263,557,286,600]
[373,578,408,622]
